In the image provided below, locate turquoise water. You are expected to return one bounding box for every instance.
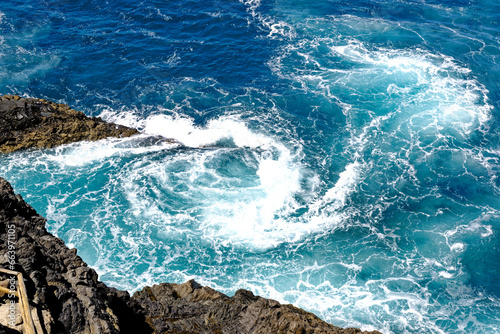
[1,0,500,332]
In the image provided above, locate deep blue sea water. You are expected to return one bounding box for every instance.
[1,0,500,332]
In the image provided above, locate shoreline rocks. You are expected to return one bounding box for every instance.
[0,95,139,153]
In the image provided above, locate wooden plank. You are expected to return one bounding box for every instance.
[17,286,29,333]
[0,268,20,276]
[0,268,38,334]
[17,273,37,334]
[0,285,18,297]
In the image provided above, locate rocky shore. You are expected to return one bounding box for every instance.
[0,96,381,334]
[0,95,138,153]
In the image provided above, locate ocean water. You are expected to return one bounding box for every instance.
[1,0,500,332]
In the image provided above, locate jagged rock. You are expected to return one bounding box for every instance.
[0,95,139,153]
[132,280,377,334]
[0,177,150,334]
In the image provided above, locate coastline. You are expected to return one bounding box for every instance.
[0,96,380,334]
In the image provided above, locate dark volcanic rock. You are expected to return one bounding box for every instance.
[0,177,151,334]
[0,177,381,334]
[0,95,139,153]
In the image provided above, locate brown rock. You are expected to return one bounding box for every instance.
[0,95,139,153]
[132,280,381,334]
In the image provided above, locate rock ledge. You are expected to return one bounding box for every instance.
[0,95,138,153]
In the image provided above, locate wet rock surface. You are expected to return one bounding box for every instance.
[0,95,139,153]
[0,177,381,333]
